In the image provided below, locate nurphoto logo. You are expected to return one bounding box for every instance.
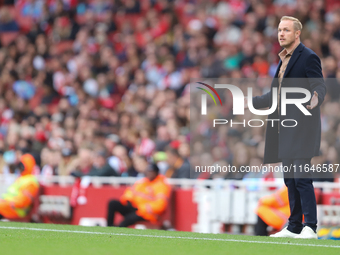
[197,82,312,128]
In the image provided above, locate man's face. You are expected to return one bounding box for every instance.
[132,156,148,173]
[166,151,175,166]
[78,148,93,169]
[94,155,106,168]
[145,170,157,181]
[278,20,299,49]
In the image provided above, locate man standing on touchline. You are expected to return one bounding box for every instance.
[251,16,326,239]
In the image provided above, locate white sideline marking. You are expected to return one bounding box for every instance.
[0,226,339,248]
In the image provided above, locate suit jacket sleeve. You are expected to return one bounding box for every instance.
[252,91,272,109]
[305,54,326,107]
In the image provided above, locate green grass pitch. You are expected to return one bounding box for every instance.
[1,222,340,255]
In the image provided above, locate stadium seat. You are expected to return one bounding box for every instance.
[15,16,33,33]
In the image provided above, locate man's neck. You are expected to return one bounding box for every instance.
[284,40,300,53]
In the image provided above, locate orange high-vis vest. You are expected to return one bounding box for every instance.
[256,187,290,230]
[0,154,39,219]
[120,175,171,223]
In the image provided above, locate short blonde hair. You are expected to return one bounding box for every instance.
[280,16,303,31]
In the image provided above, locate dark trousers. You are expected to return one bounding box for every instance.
[282,158,317,233]
[107,200,145,227]
[255,216,268,236]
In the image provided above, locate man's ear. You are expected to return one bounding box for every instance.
[296,30,301,38]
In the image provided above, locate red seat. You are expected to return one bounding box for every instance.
[15,16,33,33]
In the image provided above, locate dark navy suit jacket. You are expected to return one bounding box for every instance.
[252,43,326,164]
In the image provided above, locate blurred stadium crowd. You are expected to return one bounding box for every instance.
[0,0,339,180]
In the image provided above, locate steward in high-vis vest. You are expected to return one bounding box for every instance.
[0,154,39,219]
[255,187,290,236]
[107,163,171,227]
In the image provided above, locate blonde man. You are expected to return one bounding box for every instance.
[251,16,326,239]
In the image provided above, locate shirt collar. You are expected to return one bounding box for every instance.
[278,43,299,61]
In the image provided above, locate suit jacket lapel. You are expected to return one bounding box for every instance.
[274,60,282,78]
[283,43,304,78]
[270,60,282,89]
